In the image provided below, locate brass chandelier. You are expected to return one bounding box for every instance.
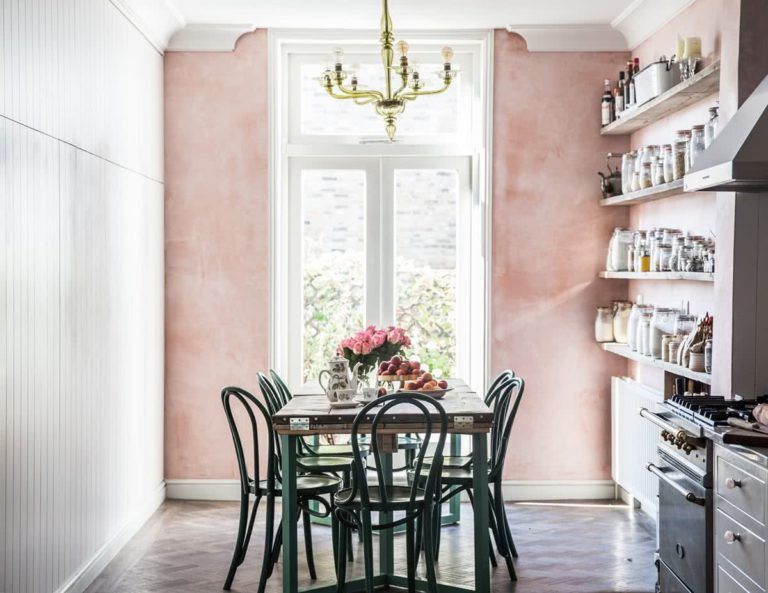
[319,0,459,140]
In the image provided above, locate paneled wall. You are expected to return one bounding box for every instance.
[0,1,165,592]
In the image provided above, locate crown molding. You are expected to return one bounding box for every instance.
[611,0,696,50]
[109,0,185,53]
[166,24,256,52]
[506,24,629,52]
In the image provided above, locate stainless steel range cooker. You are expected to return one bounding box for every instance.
[640,396,764,593]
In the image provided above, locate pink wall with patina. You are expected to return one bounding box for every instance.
[491,31,630,481]
[164,31,270,479]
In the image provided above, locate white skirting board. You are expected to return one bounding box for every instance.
[166,479,616,502]
[56,483,166,593]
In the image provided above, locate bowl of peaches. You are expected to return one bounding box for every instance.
[377,356,452,398]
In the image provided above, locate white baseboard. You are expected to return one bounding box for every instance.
[56,481,166,593]
[166,478,616,502]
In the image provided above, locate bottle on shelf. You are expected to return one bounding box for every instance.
[624,60,633,107]
[615,71,626,115]
[601,79,615,126]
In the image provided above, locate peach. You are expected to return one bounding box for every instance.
[437,380,448,389]
[396,369,406,376]
[411,361,420,370]
[387,364,398,374]
[405,381,418,390]
[421,372,433,383]
[391,356,402,366]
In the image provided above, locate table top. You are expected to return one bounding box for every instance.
[273,379,492,435]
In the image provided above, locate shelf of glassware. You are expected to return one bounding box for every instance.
[600,60,721,136]
[602,342,712,385]
[599,270,714,282]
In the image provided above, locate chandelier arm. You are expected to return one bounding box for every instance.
[397,79,452,100]
[335,83,384,101]
[324,85,381,102]
[353,97,378,105]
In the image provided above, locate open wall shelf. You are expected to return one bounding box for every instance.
[602,342,712,385]
[599,271,714,282]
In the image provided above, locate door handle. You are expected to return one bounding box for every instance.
[646,463,706,506]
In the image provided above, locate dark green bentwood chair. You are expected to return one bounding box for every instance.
[335,393,448,593]
[220,386,342,593]
[415,376,525,581]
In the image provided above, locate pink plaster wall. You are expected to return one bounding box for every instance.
[491,31,630,481]
[164,31,270,479]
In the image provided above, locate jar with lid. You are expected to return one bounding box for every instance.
[653,156,665,185]
[627,244,636,272]
[704,339,713,373]
[630,170,641,192]
[613,301,632,344]
[607,228,634,271]
[675,130,691,171]
[661,335,674,362]
[662,145,674,183]
[638,312,653,355]
[621,152,636,194]
[640,162,653,189]
[668,339,682,365]
[595,306,615,343]
[628,304,653,351]
[673,313,697,337]
[673,140,687,180]
[690,125,706,166]
[650,308,678,358]
[659,244,673,271]
[705,106,719,148]
[677,244,694,271]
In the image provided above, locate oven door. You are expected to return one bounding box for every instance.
[650,454,712,593]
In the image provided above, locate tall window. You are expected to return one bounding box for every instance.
[271,32,493,390]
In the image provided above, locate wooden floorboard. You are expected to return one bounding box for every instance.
[85,499,657,593]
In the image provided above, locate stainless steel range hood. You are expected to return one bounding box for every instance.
[685,73,768,192]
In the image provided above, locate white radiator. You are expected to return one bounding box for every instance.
[611,377,664,516]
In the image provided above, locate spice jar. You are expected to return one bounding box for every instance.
[690,125,706,166]
[659,244,673,271]
[627,244,636,272]
[673,140,687,180]
[662,145,673,183]
[639,162,653,189]
[631,170,640,192]
[653,156,665,186]
[705,106,719,148]
[661,335,674,362]
[595,306,615,343]
[613,301,632,344]
[639,247,651,273]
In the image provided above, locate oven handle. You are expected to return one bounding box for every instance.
[639,407,678,434]
[646,463,706,506]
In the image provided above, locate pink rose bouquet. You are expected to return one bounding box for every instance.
[338,325,412,377]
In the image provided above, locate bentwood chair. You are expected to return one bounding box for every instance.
[415,376,525,581]
[220,386,342,593]
[334,393,448,593]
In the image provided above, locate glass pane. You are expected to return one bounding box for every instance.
[302,170,366,383]
[300,61,459,136]
[394,169,458,378]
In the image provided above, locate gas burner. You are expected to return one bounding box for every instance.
[665,395,765,427]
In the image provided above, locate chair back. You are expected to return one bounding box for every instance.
[221,386,279,494]
[485,369,515,407]
[257,372,284,415]
[348,393,447,518]
[489,376,525,481]
[270,369,293,404]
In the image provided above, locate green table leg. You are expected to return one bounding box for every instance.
[471,433,490,591]
[281,434,299,593]
[443,434,462,525]
[379,452,394,578]
[308,435,332,526]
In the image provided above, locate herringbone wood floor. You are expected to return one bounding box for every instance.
[85,500,657,593]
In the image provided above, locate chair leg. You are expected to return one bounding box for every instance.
[257,495,275,593]
[336,519,348,593]
[468,488,497,567]
[422,503,439,593]
[342,471,356,559]
[498,490,518,558]
[491,484,516,581]
[331,503,340,569]
[414,514,423,564]
[406,514,416,593]
[223,492,252,590]
[361,511,375,593]
[302,508,317,580]
[432,496,442,561]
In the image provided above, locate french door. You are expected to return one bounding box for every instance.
[283,155,479,388]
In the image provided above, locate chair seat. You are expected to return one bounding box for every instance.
[409,466,493,486]
[334,485,426,510]
[358,435,421,450]
[298,455,352,472]
[306,443,370,457]
[253,474,341,496]
[422,455,472,469]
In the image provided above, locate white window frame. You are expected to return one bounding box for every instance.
[269,29,494,392]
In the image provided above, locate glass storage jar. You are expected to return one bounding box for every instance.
[608,228,634,271]
[663,145,674,183]
[675,130,692,171]
[673,313,697,337]
[595,306,615,343]
[705,339,713,373]
[613,301,632,344]
[673,140,687,180]
[659,244,673,271]
[653,156,665,185]
[638,312,654,355]
[621,152,636,194]
[690,125,706,166]
[627,304,653,351]
[640,162,653,189]
[650,308,678,359]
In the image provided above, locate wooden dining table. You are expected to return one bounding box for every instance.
[272,379,493,593]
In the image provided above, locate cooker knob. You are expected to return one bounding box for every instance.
[725,477,742,489]
[724,530,741,544]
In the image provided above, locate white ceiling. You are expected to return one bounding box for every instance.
[167,0,636,30]
[119,0,696,53]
